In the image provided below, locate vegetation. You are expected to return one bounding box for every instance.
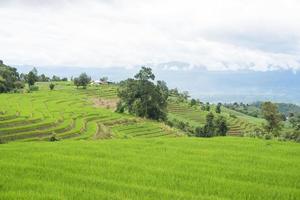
[117,67,168,121]
[224,101,300,118]
[73,73,91,89]
[0,61,21,93]
[261,102,282,135]
[49,83,55,90]
[0,64,300,199]
[27,68,39,86]
[0,81,181,143]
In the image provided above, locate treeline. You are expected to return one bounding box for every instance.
[20,68,68,83]
[245,102,300,142]
[0,60,68,93]
[224,101,300,119]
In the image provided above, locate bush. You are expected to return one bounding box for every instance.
[29,85,39,91]
[264,133,273,140]
[49,134,58,142]
[49,83,55,90]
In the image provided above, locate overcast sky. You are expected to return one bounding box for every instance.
[0,0,300,71]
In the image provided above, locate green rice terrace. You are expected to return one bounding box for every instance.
[0,82,299,200]
[0,82,183,142]
[168,101,264,136]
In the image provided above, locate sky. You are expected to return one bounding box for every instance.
[1,0,300,71]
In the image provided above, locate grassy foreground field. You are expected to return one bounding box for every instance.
[0,137,299,200]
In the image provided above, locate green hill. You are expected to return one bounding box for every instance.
[0,82,182,143]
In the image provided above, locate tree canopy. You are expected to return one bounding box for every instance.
[0,62,21,93]
[117,67,169,121]
[261,101,282,135]
[73,73,91,88]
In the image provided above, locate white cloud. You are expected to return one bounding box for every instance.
[0,0,300,71]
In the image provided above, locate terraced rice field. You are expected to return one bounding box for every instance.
[168,102,263,135]
[0,82,180,142]
[0,137,299,200]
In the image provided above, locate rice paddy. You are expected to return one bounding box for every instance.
[0,137,299,200]
[1,82,299,200]
[0,82,180,142]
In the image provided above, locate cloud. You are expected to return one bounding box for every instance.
[0,0,300,71]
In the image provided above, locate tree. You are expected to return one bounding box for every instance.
[134,66,155,80]
[117,67,168,121]
[205,102,210,111]
[38,74,50,82]
[27,68,38,86]
[195,126,204,137]
[0,62,20,93]
[261,102,282,135]
[100,76,108,83]
[73,73,91,89]
[51,75,61,81]
[190,99,197,107]
[216,103,222,113]
[289,114,300,130]
[202,112,215,137]
[73,78,80,88]
[215,116,228,136]
[157,80,169,100]
[49,83,55,90]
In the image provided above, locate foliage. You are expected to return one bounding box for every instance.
[202,112,215,137]
[117,67,168,121]
[214,116,228,136]
[49,83,55,90]
[190,98,197,107]
[0,62,21,93]
[73,73,91,89]
[27,68,38,86]
[38,74,50,82]
[29,85,39,91]
[215,102,222,113]
[261,101,282,135]
[289,114,300,130]
[205,102,210,111]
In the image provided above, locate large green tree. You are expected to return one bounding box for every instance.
[261,102,282,135]
[27,68,38,86]
[0,62,21,93]
[202,112,215,137]
[117,66,168,121]
[73,73,91,89]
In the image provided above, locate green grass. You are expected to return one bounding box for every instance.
[0,137,299,200]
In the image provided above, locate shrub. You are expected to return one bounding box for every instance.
[264,133,273,140]
[29,85,39,91]
[49,83,55,90]
[49,134,58,142]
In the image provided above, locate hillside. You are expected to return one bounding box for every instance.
[0,82,182,143]
[168,101,265,136]
[0,81,269,143]
[0,137,299,200]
